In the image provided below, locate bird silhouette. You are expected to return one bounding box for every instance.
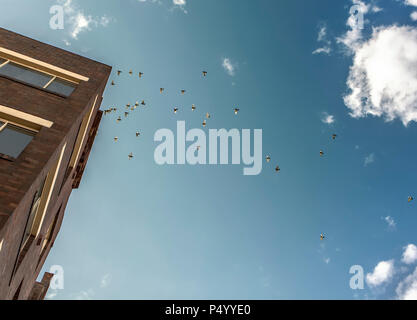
[114,137,118,142]
[160,88,164,93]
[117,116,121,122]
[192,104,196,111]
[181,90,186,95]
[206,112,211,119]
[320,150,324,156]
[202,71,207,77]
[174,108,179,114]
[124,112,129,118]
[117,70,122,76]
[332,134,337,140]
[234,108,240,115]
[136,132,140,137]
[141,100,146,106]
[266,156,271,163]
[202,120,207,127]
[275,166,280,172]
[129,70,133,75]
[128,152,134,160]
[320,233,325,241]
[139,72,144,78]
[408,196,414,203]
[111,81,115,86]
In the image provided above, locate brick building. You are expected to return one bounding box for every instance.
[0,28,111,300]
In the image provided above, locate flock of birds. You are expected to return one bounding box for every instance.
[103,69,414,241]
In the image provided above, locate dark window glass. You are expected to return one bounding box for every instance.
[46,78,76,97]
[0,124,35,158]
[0,62,52,88]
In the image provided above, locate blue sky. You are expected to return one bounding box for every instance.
[1,0,417,299]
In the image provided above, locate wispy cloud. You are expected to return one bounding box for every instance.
[364,153,375,167]
[313,24,332,55]
[100,273,112,288]
[59,0,113,41]
[222,58,237,76]
[383,216,396,229]
[321,112,335,124]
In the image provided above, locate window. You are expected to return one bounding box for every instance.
[0,121,36,158]
[46,77,76,96]
[0,61,76,97]
[0,104,54,160]
[28,143,66,239]
[0,62,53,88]
[0,47,89,98]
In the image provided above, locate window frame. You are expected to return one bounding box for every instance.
[0,47,89,98]
[0,104,53,161]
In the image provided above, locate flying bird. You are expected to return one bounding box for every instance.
[174,108,179,114]
[202,71,207,77]
[114,137,118,142]
[129,70,133,75]
[128,152,134,160]
[136,132,140,137]
[234,108,240,115]
[266,156,271,163]
[320,150,324,156]
[117,70,122,76]
[192,104,196,111]
[160,88,164,93]
[181,90,186,95]
[124,112,129,117]
[202,120,207,127]
[139,72,144,78]
[111,81,115,86]
[141,100,146,106]
[116,116,121,122]
[206,112,211,119]
[320,233,325,241]
[408,196,414,203]
[275,165,280,172]
[332,134,337,140]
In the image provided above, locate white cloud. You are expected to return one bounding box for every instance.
[100,273,112,288]
[405,0,417,7]
[321,112,335,124]
[173,0,186,5]
[364,153,375,166]
[324,257,331,264]
[343,26,417,126]
[74,289,95,300]
[313,25,332,55]
[402,244,417,265]
[59,0,112,40]
[366,260,395,287]
[411,11,417,20]
[222,58,237,76]
[396,266,417,300]
[384,216,396,229]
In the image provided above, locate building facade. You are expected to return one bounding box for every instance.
[0,28,111,300]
